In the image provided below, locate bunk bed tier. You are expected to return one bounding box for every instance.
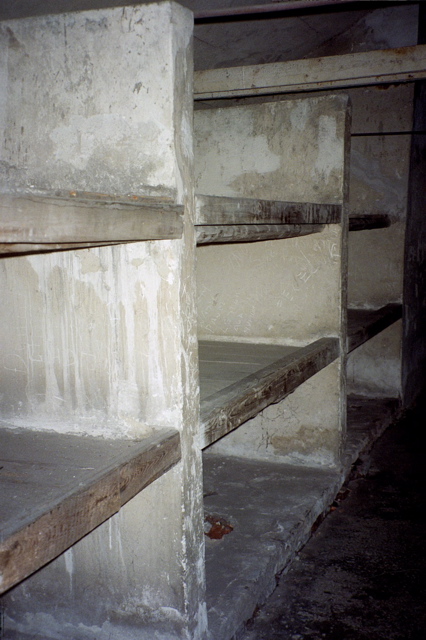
[199,337,339,448]
[0,426,180,594]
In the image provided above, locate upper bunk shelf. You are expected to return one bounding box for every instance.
[347,303,402,353]
[199,337,339,449]
[195,194,342,225]
[0,426,180,594]
[195,195,342,245]
[0,193,184,255]
[349,213,391,232]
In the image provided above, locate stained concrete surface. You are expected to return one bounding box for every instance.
[239,398,426,640]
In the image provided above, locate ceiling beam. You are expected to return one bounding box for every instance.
[194,44,426,100]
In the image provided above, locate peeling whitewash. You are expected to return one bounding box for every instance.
[0,241,185,438]
[0,4,183,199]
[194,95,348,204]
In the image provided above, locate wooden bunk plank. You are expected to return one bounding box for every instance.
[196,223,324,244]
[0,242,125,255]
[347,304,402,353]
[195,194,342,225]
[199,337,339,449]
[0,194,183,252]
[0,427,180,594]
[349,214,391,232]
[194,44,426,100]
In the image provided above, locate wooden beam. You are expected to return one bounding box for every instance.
[349,213,391,231]
[199,337,339,448]
[0,194,183,251]
[347,303,402,353]
[0,427,180,594]
[196,223,324,244]
[195,194,342,225]
[0,242,127,255]
[194,45,426,100]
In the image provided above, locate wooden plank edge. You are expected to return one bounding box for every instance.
[195,194,342,225]
[347,303,402,353]
[349,214,392,232]
[0,194,183,244]
[194,45,426,100]
[0,429,180,595]
[194,71,426,100]
[196,224,324,244]
[200,337,339,449]
[0,242,126,255]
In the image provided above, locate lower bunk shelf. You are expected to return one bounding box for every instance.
[347,303,402,352]
[203,395,401,640]
[199,337,339,449]
[0,426,180,595]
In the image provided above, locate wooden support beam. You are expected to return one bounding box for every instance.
[349,213,391,231]
[196,223,324,244]
[347,303,402,353]
[0,427,180,594]
[194,45,426,100]
[0,194,183,253]
[199,337,339,448]
[195,194,342,225]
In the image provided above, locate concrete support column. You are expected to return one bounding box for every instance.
[0,3,207,638]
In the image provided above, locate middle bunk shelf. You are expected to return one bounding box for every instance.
[194,194,340,244]
[199,337,339,449]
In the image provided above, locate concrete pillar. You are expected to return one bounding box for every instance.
[0,3,207,638]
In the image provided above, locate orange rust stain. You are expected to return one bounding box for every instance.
[205,514,233,540]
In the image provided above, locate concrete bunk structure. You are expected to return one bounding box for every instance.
[0,2,425,639]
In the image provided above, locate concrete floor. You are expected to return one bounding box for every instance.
[202,397,400,640]
[238,398,426,640]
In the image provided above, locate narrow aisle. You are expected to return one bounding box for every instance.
[240,399,426,640]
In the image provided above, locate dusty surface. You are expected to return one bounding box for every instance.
[239,400,426,640]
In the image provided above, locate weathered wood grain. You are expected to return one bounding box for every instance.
[0,242,125,255]
[349,214,391,232]
[0,194,183,252]
[347,304,402,353]
[0,427,180,594]
[194,45,426,100]
[195,194,342,225]
[196,223,324,244]
[199,338,339,449]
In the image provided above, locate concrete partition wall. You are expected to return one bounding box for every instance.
[194,96,350,466]
[347,84,413,399]
[0,5,207,639]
